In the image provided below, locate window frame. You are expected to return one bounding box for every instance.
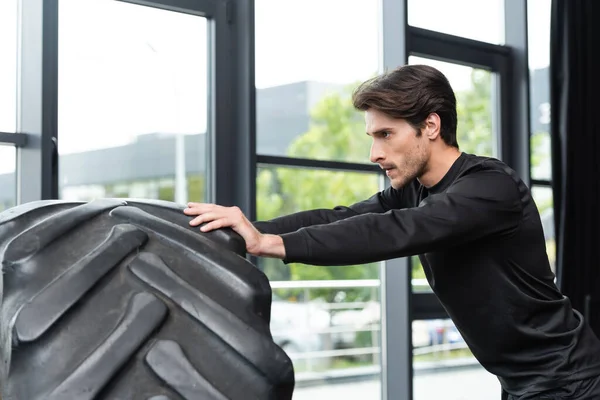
[0,133,27,147]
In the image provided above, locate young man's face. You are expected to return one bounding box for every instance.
[365,108,429,189]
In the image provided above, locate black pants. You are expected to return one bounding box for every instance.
[501,374,600,399]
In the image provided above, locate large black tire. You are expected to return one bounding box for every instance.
[0,198,295,400]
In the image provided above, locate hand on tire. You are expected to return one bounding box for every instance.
[184,203,262,255]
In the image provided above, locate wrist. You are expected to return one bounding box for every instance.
[256,234,286,259]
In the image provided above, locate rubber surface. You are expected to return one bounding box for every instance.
[0,198,295,400]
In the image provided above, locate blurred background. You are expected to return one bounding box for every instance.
[0,0,573,399]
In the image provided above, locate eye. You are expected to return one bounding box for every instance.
[381,131,390,138]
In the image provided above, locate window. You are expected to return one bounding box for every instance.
[255,1,385,394]
[0,0,18,133]
[531,185,555,271]
[408,0,505,45]
[256,165,383,397]
[0,144,16,211]
[255,0,380,164]
[0,0,19,207]
[57,0,209,204]
[528,0,554,272]
[257,166,381,281]
[412,318,501,399]
[528,0,552,182]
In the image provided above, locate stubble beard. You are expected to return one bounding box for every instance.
[390,146,428,190]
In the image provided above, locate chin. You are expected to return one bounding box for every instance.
[389,178,408,190]
[389,171,418,189]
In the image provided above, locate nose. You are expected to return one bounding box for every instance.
[370,141,384,164]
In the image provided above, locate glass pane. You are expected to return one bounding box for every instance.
[528,0,552,181]
[531,185,555,272]
[257,165,382,398]
[409,56,497,291]
[413,318,501,399]
[408,0,505,45]
[0,144,17,211]
[57,0,208,203]
[0,0,18,132]
[255,0,379,163]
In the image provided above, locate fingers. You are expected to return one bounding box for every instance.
[183,203,244,233]
[199,219,226,232]
[186,202,210,208]
[189,212,218,227]
[183,203,214,215]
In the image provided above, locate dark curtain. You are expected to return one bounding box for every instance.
[551,0,600,336]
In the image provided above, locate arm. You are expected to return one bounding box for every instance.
[253,179,420,235]
[275,171,523,266]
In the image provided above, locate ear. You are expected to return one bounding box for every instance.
[424,113,441,140]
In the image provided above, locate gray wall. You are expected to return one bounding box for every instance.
[256,81,344,155]
[60,133,205,186]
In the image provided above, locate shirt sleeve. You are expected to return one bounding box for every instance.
[252,180,420,235]
[279,170,524,266]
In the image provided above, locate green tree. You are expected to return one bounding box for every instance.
[187,175,205,202]
[455,69,494,156]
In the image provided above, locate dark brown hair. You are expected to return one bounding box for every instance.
[352,64,458,148]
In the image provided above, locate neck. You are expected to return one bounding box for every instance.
[418,147,462,188]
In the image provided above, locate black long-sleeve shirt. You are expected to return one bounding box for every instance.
[254,152,600,396]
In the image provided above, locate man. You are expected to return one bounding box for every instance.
[184,65,600,399]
